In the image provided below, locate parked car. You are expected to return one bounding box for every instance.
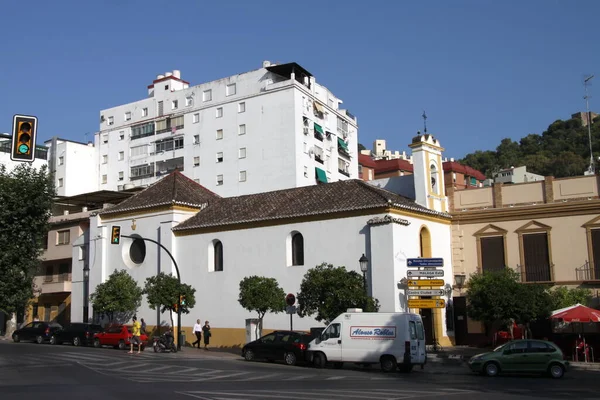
[12,321,63,344]
[93,325,148,350]
[242,330,314,366]
[50,323,103,346]
[468,339,569,379]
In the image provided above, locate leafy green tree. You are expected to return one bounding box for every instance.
[549,286,593,310]
[238,276,286,337]
[144,272,196,329]
[297,263,379,324]
[0,164,54,321]
[90,269,143,324]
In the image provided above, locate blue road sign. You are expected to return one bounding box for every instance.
[407,258,444,267]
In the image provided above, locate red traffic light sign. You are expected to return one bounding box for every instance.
[285,293,296,306]
[11,114,38,162]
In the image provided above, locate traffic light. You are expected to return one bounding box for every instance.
[111,226,121,245]
[10,114,38,162]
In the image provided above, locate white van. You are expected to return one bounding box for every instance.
[307,309,427,372]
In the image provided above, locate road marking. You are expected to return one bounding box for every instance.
[143,365,178,373]
[325,376,347,380]
[284,374,315,380]
[201,371,250,381]
[238,372,282,381]
[165,366,201,375]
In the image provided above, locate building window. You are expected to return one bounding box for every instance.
[304,166,308,178]
[101,174,107,184]
[58,156,64,166]
[57,230,70,245]
[203,89,212,102]
[239,124,246,135]
[517,221,553,282]
[226,83,236,96]
[213,240,223,271]
[158,101,164,116]
[119,131,125,140]
[185,96,193,107]
[239,147,246,159]
[194,156,200,167]
[480,236,506,273]
[118,151,124,161]
[419,226,432,258]
[193,134,200,144]
[125,112,131,121]
[193,113,199,123]
[216,129,223,140]
[131,122,155,139]
[154,136,184,153]
[118,171,124,181]
[216,152,223,163]
[337,116,348,136]
[155,157,184,175]
[102,134,108,144]
[130,164,154,180]
[238,102,245,113]
[216,174,223,185]
[102,155,108,164]
[172,100,178,110]
[239,171,247,182]
[58,178,63,188]
[291,232,304,266]
[130,145,148,157]
[142,108,148,117]
[216,107,223,118]
[107,116,114,126]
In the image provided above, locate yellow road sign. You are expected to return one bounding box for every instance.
[408,299,446,309]
[407,279,444,287]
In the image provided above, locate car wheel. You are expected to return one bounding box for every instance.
[49,335,57,345]
[73,337,81,346]
[118,340,126,350]
[313,352,326,369]
[484,361,500,377]
[548,363,565,379]
[12,334,20,343]
[380,356,397,373]
[244,349,255,361]
[284,352,297,366]
[35,335,44,344]
[93,339,101,348]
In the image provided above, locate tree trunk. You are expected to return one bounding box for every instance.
[169,310,174,330]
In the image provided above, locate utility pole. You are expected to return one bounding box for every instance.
[584,75,595,174]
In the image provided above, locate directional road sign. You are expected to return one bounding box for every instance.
[406,258,444,267]
[408,299,446,309]
[407,279,444,287]
[407,289,446,296]
[407,269,444,278]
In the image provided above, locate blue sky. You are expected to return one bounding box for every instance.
[1,0,598,159]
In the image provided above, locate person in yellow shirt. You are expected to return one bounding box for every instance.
[129,316,142,354]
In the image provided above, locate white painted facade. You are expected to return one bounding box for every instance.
[95,61,359,197]
[72,207,452,342]
[0,133,47,171]
[45,138,97,197]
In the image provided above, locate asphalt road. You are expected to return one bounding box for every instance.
[0,341,598,400]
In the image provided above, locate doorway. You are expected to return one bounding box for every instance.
[453,296,469,345]
[420,308,433,345]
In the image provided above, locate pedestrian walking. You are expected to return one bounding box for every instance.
[140,318,147,334]
[192,319,202,349]
[202,321,211,350]
[129,316,142,354]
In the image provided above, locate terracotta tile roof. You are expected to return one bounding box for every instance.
[358,154,377,168]
[100,171,220,216]
[173,179,450,232]
[374,158,414,174]
[443,161,486,180]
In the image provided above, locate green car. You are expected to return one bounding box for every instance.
[468,339,569,379]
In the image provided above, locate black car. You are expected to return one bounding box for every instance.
[242,330,314,366]
[12,321,63,344]
[50,323,104,346]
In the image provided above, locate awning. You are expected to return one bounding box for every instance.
[315,167,328,183]
[314,123,324,135]
[313,101,325,114]
[337,137,349,151]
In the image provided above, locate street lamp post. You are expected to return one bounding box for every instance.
[454,274,466,294]
[359,254,369,310]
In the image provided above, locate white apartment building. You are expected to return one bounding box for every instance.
[45,137,97,197]
[95,61,359,197]
[0,133,48,171]
[360,139,413,162]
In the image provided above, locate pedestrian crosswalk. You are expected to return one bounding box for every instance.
[176,388,476,400]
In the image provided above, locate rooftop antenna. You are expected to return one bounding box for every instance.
[422,110,428,134]
[584,75,595,174]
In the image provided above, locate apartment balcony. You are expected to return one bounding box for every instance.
[42,273,72,294]
[575,261,600,282]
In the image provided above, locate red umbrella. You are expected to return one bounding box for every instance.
[551,304,600,323]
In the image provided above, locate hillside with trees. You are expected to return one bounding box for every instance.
[460,115,600,178]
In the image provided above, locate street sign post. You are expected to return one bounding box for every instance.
[285,293,296,330]
[407,289,446,296]
[407,269,444,277]
[406,258,444,267]
[407,279,444,287]
[408,299,446,309]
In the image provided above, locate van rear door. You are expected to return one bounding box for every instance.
[415,319,427,364]
[408,320,419,362]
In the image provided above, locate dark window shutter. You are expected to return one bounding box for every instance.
[591,229,600,279]
[480,236,505,272]
[523,233,551,281]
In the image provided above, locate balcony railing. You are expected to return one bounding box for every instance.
[516,264,554,283]
[43,273,72,284]
[338,169,350,177]
[575,261,599,281]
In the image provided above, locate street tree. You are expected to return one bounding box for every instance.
[90,269,143,324]
[549,286,593,310]
[238,276,286,337]
[297,263,380,325]
[144,272,196,330]
[0,164,54,321]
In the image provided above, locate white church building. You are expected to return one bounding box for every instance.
[71,133,454,347]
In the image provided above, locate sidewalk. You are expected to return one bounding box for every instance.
[176,345,241,359]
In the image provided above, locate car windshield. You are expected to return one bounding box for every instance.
[493,344,507,352]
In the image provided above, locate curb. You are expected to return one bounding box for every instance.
[426,355,600,372]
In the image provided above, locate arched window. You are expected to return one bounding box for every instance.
[291,233,304,266]
[213,240,223,272]
[430,164,439,195]
[419,226,432,258]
